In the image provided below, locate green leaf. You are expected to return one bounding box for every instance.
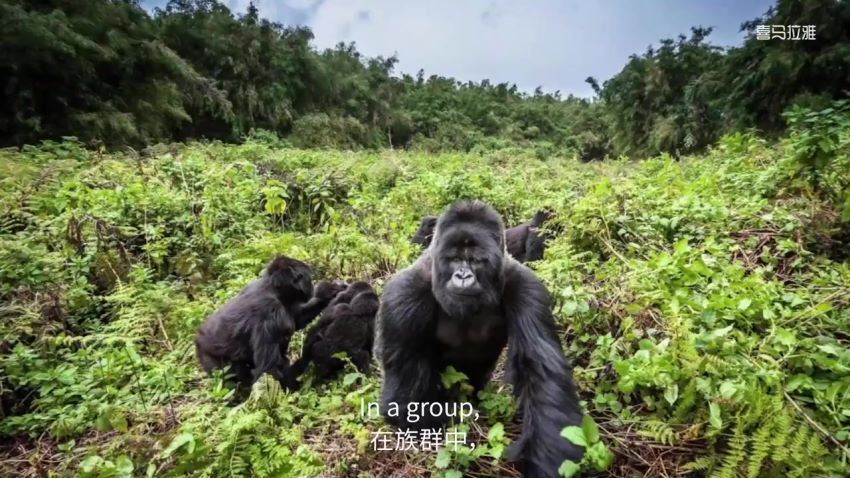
[737,298,752,311]
[719,381,737,399]
[434,449,452,469]
[664,383,679,405]
[560,426,588,447]
[558,459,581,478]
[343,372,360,386]
[774,328,797,347]
[441,366,470,389]
[80,456,102,473]
[163,432,195,458]
[587,442,615,471]
[581,415,600,444]
[709,402,722,429]
[489,443,505,460]
[816,343,843,356]
[488,422,505,442]
[445,471,463,478]
[114,456,134,477]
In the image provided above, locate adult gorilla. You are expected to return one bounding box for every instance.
[377,201,585,478]
[196,256,345,391]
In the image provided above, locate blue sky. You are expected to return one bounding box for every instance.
[142,0,774,97]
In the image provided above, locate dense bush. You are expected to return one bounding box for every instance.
[1,133,849,477]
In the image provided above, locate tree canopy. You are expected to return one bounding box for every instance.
[1,0,848,159]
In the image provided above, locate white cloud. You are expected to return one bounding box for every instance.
[227,0,773,96]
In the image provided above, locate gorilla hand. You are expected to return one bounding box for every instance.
[314,280,348,301]
[292,280,347,330]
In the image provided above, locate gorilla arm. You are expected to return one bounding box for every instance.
[503,263,585,477]
[291,280,345,330]
[377,263,444,429]
[250,304,296,384]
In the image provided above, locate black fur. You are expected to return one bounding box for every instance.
[506,209,555,262]
[411,210,555,262]
[289,282,379,387]
[195,256,345,391]
[410,215,438,247]
[378,201,584,478]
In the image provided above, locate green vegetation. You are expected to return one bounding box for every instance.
[1,102,849,476]
[2,0,849,159]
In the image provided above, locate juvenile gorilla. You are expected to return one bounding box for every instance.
[410,210,555,262]
[289,282,379,387]
[196,256,345,390]
[410,215,438,247]
[378,201,584,478]
[504,209,555,262]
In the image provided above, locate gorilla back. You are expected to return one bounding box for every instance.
[377,201,585,478]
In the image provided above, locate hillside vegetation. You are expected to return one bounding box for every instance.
[1,108,849,477]
[3,0,850,160]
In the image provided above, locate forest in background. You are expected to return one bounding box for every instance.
[1,0,849,159]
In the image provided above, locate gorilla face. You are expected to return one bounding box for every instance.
[267,256,313,302]
[431,202,505,317]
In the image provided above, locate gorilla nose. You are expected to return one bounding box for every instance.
[451,269,476,288]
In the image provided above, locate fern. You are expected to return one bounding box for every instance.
[768,410,793,464]
[639,420,677,446]
[711,423,747,478]
[745,414,774,478]
[787,423,813,470]
[683,455,716,473]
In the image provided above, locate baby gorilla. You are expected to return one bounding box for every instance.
[195,256,345,392]
[288,282,379,387]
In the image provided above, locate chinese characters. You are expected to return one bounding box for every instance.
[370,428,473,452]
[755,25,816,41]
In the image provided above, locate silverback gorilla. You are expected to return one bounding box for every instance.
[289,281,379,387]
[411,210,554,263]
[378,201,584,478]
[196,256,345,390]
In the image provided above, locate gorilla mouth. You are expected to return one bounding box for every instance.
[448,285,482,296]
